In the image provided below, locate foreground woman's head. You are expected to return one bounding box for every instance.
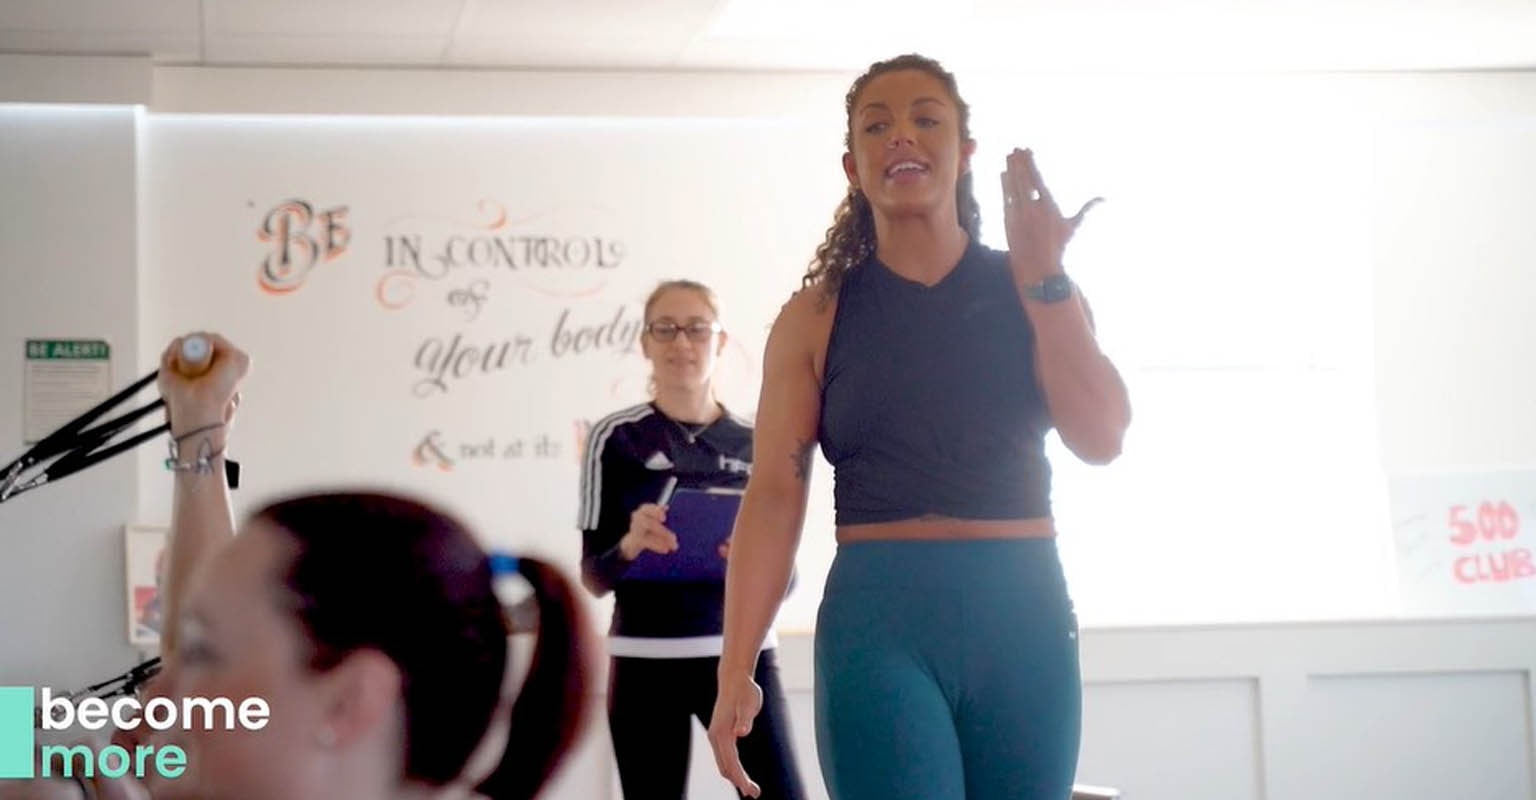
[152,491,591,800]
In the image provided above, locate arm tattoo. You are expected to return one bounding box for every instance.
[790,438,815,481]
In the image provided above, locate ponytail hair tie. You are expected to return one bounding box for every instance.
[487,552,520,577]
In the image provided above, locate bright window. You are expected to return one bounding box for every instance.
[969,87,1395,625]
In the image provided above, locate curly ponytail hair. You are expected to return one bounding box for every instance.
[802,53,982,300]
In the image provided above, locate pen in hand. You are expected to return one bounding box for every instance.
[659,476,678,505]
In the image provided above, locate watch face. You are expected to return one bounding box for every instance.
[1031,274,1073,302]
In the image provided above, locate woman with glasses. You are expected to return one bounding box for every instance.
[578,280,806,800]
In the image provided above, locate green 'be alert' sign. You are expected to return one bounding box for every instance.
[23,339,112,445]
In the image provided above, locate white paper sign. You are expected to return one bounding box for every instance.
[1390,469,1536,615]
[22,339,112,445]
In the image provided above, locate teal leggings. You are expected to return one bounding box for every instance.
[813,538,1081,800]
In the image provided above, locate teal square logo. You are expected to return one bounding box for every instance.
[0,687,35,779]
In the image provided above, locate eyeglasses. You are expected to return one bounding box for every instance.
[645,320,721,343]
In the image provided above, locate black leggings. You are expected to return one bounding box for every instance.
[608,648,807,800]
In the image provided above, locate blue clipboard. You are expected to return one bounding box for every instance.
[626,486,742,582]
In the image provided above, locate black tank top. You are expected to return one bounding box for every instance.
[818,239,1053,525]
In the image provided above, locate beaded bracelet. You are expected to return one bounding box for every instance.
[165,433,225,475]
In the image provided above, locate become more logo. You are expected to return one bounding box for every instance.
[0,687,270,782]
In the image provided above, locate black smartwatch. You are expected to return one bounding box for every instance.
[1025,273,1074,303]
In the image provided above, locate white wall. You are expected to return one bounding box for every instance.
[0,55,150,106]
[0,104,145,688]
[2,61,1536,799]
[134,109,846,635]
[1371,104,1536,471]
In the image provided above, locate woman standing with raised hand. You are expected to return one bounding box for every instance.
[708,54,1131,800]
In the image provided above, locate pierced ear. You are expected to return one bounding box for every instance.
[318,649,402,750]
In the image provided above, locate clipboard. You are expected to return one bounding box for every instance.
[626,486,742,582]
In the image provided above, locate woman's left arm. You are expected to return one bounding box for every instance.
[1001,148,1131,465]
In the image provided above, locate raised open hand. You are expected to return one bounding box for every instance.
[1001,148,1102,285]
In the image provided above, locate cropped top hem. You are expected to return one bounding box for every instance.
[835,509,1056,525]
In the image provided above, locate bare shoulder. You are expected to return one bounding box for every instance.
[768,284,838,379]
[775,284,835,323]
[752,285,833,486]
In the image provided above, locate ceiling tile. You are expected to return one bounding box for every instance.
[449,35,686,69]
[0,0,197,32]
[203,34,450,66]
[207,0,465,38]
[4,0,1536,74]
[455,0,716,41]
